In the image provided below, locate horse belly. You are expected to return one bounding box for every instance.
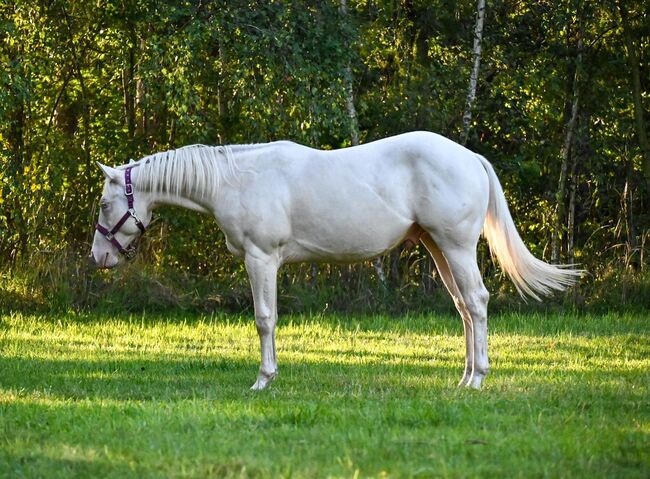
[285,188,413,263]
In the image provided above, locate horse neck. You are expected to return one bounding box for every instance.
[133,148,223,214]
[135,142,273,215]
[148,190,211,214]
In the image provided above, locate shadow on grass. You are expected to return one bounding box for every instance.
[0,455,140,479]
[2,346,648,403]
[13,309,647,339]
[2,334,648,478]
[0,353,461,401]
[2,354,648,479]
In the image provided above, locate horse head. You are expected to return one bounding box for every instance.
[90,162,152,268]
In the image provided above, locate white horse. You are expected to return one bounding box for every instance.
[91,131,581,390]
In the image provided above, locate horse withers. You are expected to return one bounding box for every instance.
[90,131,582,390]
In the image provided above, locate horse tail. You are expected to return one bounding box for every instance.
[476,154,583,301]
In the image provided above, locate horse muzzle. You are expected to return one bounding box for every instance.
[90,248,120,269]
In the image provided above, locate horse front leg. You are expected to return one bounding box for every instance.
[245,251,280,390]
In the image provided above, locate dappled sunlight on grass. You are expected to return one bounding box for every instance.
[1,311,648,477]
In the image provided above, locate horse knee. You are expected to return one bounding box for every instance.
[255,310,276,335]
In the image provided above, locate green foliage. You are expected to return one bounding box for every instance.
[0,0,649,309]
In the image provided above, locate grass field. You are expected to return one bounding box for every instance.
[0,310,648,478]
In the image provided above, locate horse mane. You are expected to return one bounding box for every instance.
[134,143,271,198]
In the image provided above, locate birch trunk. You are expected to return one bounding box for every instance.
[339,0,359,147]
[217,41,228,144]
[340,0,386,283]
[136,34,148,139]
[461,0,486,145]
[122,11,136,140]
[343,65,360,147]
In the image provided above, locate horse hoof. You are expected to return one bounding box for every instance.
[457,371,472,387]
[250,372,277,391]
[467,373,486,389]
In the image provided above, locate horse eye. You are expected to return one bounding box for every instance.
[100,201,109,210]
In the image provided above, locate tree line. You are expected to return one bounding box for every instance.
[1,0,648,309]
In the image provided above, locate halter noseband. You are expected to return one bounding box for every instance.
[95,166,147,259]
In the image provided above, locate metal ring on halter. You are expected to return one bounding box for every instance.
[122,242,138,260]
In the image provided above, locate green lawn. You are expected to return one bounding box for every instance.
[0,311,648,478]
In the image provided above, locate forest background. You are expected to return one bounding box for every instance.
[1,0,648,314]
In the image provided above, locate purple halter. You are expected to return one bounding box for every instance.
[95,166,147,259]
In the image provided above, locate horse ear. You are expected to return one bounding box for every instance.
[129,158,136,164]
[96,162,120,182]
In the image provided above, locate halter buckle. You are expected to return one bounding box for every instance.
[125,183,134,196]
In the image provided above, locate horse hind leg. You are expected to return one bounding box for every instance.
[420,234,474,386]
[447,248,490,389]
[420,234,490,388]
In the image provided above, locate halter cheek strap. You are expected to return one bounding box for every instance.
[95,166,147,258]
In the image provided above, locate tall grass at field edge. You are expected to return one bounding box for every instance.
[1,249,649,315]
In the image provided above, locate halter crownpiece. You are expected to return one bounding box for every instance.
[95,166,147,259]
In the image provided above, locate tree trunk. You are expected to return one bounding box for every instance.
[339,0,360,147]
[340,0,385,285]
[567,139,580,266]
[122,56,135,140]
[4,74,27,263]
[550,93,578,264]
[136,35,148,140]
[62,5,93,211]
[122,12,136,141]
[551,37,582,264]
[461,0,486,145]
[568,81,591,267]
[618,2,650,186]
[623,156,640,269]
[217,41,228,144]
[343,65,360,146]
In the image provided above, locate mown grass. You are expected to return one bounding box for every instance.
[0,311,648,478]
